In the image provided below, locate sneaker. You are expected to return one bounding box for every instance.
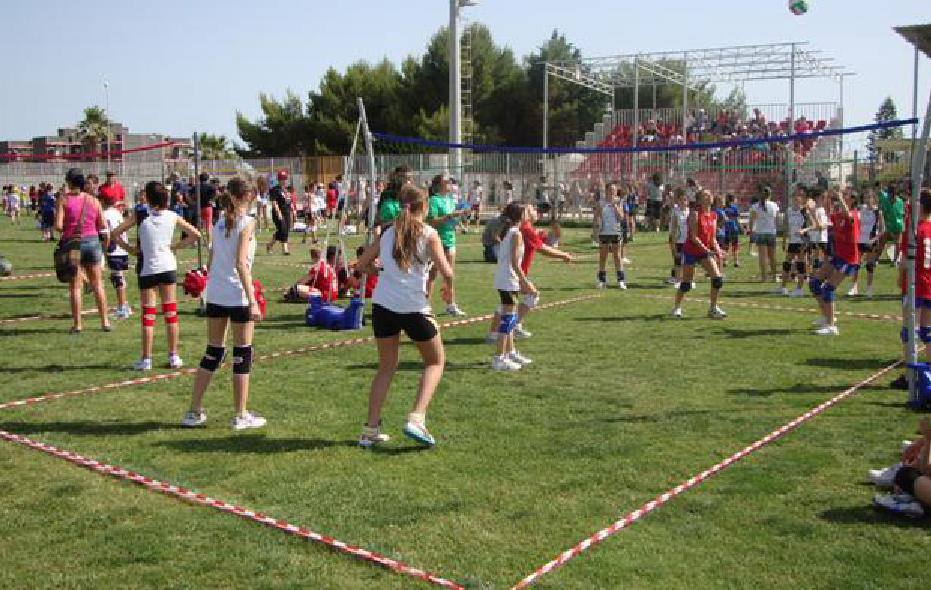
[596,281,606,289]
[513,325,532,339]
[847,286,859,297]
[621,257,631,264]
[492,355,522,371]
[168,353,184,369]
[115,306,130,320]
[811,316,829,327]
[181,409,207,428]
[133,358,152,371]
[508,350,532,365]
[672,282,681,289]
[358,423,391,448]
[485,332,499,344]
[873,493,925,517]
[231,411,266,431]
[866,286,873,298]
[778,287,789,296]
[891,375,909,390]
[708,306,727,320]
[868,463,902,488]
[665,277,678,285]
[403,419,436,446]
[445,303,466,317]
[672,307,683,319]
[617,281,628,290]
[815,325,840,336]
[791,288,804,298]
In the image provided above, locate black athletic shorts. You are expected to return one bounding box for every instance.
[498,290,518,305]
[647,201,662,220]
[107,254,130,272]
[138,271,177,290]
[598,234,621,245]
[858,243,874,254]
[372,303,438,342]
[205,302,252,323]
[273,215,290,243]
[787,243,804,255]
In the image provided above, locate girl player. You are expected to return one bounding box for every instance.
[672,189,726,319]
[722,194,741,267]
[355,185,454,448]
[848,189,879,297]
[592,182,628,289]
[808,188,860,336]
[806,191,830,272]
[667,188,689,286]
[780,189,809,297]
[492,203,537,371]
[181,178,265,431]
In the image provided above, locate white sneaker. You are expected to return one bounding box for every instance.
[513,325,532,339]
[868,463,902,488]
[621,257,631,264]
[617,281,628,290]
[708,306,727,319]
[445,303,466,317]
[596,281,606,289]
[778,287,789,296]
[133,358,152,371]
[508,350,532,365]
[492,355,522,371]
[665,277,678,285]
[672,282,681,290]
[168,354,184,369]
[815,325,840,336]
[791,288,804,298]
[485,332,499,344]
[811,316,829,327]
[873,493,925,517]
[115,306,130,320]
[672,307,683,319]
[358,424,391,448]
[866,286,873,298]
[181,410,207,428]
[231,411,266,431]
[847,286,859,297]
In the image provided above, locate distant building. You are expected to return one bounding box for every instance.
[0,122,192,163]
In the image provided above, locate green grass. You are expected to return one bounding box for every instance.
[0,219,927,589]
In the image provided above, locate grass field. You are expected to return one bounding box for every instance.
[0,218,928,589]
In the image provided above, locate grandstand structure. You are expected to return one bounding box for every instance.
[544,42,855,203]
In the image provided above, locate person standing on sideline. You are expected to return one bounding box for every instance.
[103,201,132,319]
[181,177,265,430]
[266,170,293,255]
[592,181,628,289]
[646,173,664,231]
[749,186,779,283]
[98,171,126,211]
[355,185,454,447]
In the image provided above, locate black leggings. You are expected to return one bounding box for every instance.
[273,215,290,243]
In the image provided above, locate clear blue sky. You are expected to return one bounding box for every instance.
[1,0,928,150]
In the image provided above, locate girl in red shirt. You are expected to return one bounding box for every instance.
[808,188,859,336]
[672,189,727,319]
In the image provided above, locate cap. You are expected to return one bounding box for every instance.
[277,169,289,181]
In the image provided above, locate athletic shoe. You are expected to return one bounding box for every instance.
[868,463,902,488]
[513,325,532,339]
[485,332,499,344]
[672,307,683,319]
[181,410,207,428]
[133,358,152,371]
[231,411,266,431]
[358,424,391,448]
[811,316,829,327]
[847,286,859,297]
[403,419,436,447]
[791,288,804,298]
[708,306,727,320]
[621,257,631,264]
[891,375,909,390]
[596,281,606,289]
[508,350,532,365]
[168,353,184,369]
[815,325,840,336]
[866,286,874,298]
[115,306,130,320]
[492,355,522,371]
[672,282,681,290]
[665,277,678,284]
[872,493,925,518]
[617,281,628,290]
[778,287,789,296]
[750,251,758,257]
[445,303,466,317]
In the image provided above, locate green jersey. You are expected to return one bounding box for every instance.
[427,194,458,248]
[378,189,401,225]
[879,192,904,234]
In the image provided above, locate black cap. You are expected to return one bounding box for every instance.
[65,168,85,190]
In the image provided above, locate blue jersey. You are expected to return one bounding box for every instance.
[724,205,740,235]
[39,193,56,214]
[626,193,638,210]
[714,208,727,238]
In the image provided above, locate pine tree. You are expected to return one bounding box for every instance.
[867,97,903,164]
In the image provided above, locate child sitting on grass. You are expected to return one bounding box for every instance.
[285,247,338,302]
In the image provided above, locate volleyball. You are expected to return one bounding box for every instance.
[788,0,809,15]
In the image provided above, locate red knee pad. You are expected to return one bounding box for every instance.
[142,306,157,328]
[162,302,179,325]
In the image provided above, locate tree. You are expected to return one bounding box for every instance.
[197,133,237,160]
[867,97,904,164]
[236,91,313,158]
[77,106,111,159]
[720,87,748,120]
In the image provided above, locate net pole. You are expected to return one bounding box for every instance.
[632,58,640,185]
[357,97,379,305]
[193,132,203,269]
[785,44,796,239]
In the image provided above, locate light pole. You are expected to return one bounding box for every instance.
[449,0,478,176]
[103,80,111,168]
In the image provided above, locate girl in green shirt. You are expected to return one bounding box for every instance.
[426,174,469,316]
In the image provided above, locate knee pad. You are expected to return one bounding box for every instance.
[109,272,125,290]
[162,302,178,325]
[808,277,823,296]
[678,281,692,293]
[497,313,518,335]
[142,305,157,328]
[921,326,931,344]
[711,276,724,290]
[795,260,807,275]
[894,465,921,496]
[199,345,225,372]
[821,284,836,302]
[782,261,792,274]
[232,345,253,375]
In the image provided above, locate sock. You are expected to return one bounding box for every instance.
[617,270,625,282]
[597,271,606,283]
[408,412,425,425]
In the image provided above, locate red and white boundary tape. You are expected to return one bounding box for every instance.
[0,294,598,412]
[0,430,464,589]
[0,272,55,282]
[509,358,902,589]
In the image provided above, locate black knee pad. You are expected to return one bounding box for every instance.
[199,345,225,372]
[711,276,724,290]
[678,281,692,293]
[782,261,792,273]
[110,272,125,290]
[232,345,253,375]
[894,465,922,496]
[795,260,806,275]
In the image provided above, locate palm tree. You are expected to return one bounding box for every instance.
[197,133,237,161]
[77,106,111,160]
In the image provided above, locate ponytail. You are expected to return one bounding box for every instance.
[498,202,525,241]
[224,176,249,238]
[392,186,427,271]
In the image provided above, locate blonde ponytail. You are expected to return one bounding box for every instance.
[392,185,427,271]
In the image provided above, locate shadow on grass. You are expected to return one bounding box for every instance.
[345,361,485,371]
[0,361,124,373]
[818,505,929,528]
[863,400,912,409]
[711,327,798,339]
[573,315,668,322]
[444,337,491,347]
[0,420,174,436]
[0,327,76,337]
[600,408,717,424]
[729,383,886,397]
[806,358,897,371]
[155,435,357,454]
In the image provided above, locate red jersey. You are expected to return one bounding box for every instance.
[307,261,338,302]
[519,221,544,275]
[98,181,125,207]
[912,219,931,300]
[830,209,860,265]
[683,208,718,256]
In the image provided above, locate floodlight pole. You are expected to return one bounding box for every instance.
[838,74,845,186]
[681,53,689,185]
[785,43,796,222]
[543,63,549,149]
[449,0,475,175]
[632,57,639,184]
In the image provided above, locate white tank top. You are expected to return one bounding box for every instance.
[372,224,437,314]
[859,206,877,243]
[672,206,689,244]
[787,207,806,244]
[139,209,179,276]
[205,215,255,307]
[599,203,622,236]
[494,226,523,292]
